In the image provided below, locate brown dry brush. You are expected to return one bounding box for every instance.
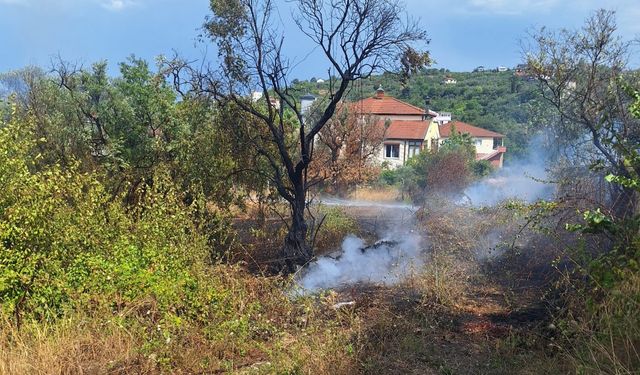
[312,109,386,196]
[0,266,361,375]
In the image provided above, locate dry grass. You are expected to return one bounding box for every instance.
[0,267,363,375]
[0,318,146,375]
[558,272,640,374]
[349,186,400,202]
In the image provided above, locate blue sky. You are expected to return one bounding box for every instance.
[1,0,639,79]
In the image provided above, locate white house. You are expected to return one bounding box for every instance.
[443,76,457,84]
[351,87,441,168]
[439,121,507,168]
[350,87,507,168]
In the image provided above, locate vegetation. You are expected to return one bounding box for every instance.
[378,129,492,202]
[1,2,640,374]
[293,68,542,161]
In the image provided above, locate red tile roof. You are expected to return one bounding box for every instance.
[353,96,426,116]
[439,121,504,138]
[384,120,431,140]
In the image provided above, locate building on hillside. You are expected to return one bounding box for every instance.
[352,86,440,168]
[439,121,507,168]
[353,85,437,121]
[514,64,529,77]
[496,66,509,72]
[443,76,457,84]
[350,87,507,169]
[473,66,486,73]
[300,93,316,114]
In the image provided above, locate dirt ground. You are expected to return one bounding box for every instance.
[234,199,568,374]
[325,201,566,374]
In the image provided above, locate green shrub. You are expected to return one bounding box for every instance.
[0,107,224,325]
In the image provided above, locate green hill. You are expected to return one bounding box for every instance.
[294,69,543,161]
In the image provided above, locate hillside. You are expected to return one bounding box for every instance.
[294,69,542,160]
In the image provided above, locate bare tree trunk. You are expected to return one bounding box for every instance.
[283,181,312,272]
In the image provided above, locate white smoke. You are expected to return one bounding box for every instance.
[318,197,419,211]
[294,233,424,293]
[462,137,556,207]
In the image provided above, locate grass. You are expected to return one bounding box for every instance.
[349,186,401,202]
[2,193,624,374]
[0,266,361,374]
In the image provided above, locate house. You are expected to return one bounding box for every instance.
[349,87,507,168]
[496,66,509,72]
[353,86,436,121]
[300,93,316,114]
[473,66,486,73]
[439,121,507,168]
[352,86,440,168]
[514,64,529,77]
[443,76,457,84]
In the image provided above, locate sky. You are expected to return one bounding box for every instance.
[1,0,639,79]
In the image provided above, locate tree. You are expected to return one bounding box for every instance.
[192,0,427,270]
[525,9,640,218]
[312,105,386,194]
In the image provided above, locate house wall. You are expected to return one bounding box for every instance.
[487,152,504,168]
[380,114,424,121]
[375,139,426,169]
[475,137,496,154]
[377,141,405,169]
[425,120,440,150]
[439,136,501,155]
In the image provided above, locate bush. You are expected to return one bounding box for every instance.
[0,106,359,373]
[0,109,219,324]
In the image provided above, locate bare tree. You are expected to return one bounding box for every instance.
[187,0,427,270]
[313,106,386,194]
[525,9,640,218]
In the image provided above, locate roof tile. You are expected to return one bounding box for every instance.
[385,120,430,140]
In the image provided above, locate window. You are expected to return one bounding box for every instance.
[493,137,503,149]
[407,141,421,158]
[475,138,482,147]
[385,144,400,158]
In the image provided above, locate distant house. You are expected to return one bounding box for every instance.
[443,76,457,84]
[514,64,529,77]
[439,121,507,168]
[300,93,316,114]
[251,91,264,102]
[496,66,509,72]
[352,86,439,168]
[473,66,486,73]
[316,79,325,83]
[351,87,506,169]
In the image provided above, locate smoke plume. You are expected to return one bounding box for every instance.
[462,137,555,206]
[295,233,424,293]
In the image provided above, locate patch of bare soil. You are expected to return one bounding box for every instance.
[331,263,564,375]
[327,200,567,374]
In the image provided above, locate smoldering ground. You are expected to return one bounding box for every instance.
[293,199,425,294]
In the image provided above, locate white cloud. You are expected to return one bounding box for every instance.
[100,0,136,11]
